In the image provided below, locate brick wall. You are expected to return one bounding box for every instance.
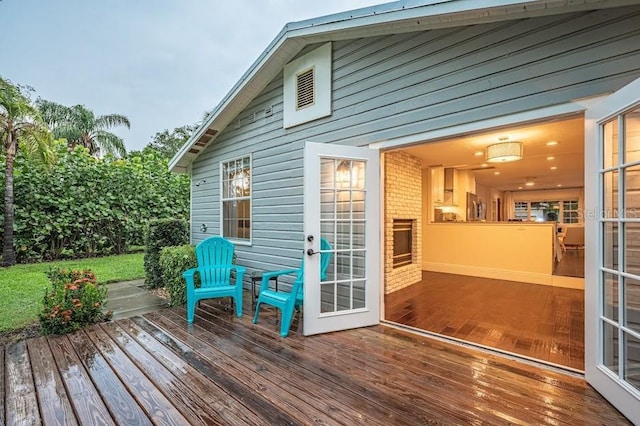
[384,151,422,294]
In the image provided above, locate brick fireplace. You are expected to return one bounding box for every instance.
[384,151,422,294]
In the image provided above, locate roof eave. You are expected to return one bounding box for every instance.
[169,0,639,173]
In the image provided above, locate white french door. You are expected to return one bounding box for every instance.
[303,142,380,336]
[585,77,640,423]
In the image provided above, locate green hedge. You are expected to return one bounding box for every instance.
[0,144,189,263]
[160,244,196,306]
[144,218,189,289]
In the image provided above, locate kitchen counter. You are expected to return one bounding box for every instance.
[423,222,556,285]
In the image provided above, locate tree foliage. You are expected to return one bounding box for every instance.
[0,143,189,263]
[38,100,130,157]
[0,76,55,266]
[147,123,197,159]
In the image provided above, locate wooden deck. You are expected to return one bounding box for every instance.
[1,298,630,425]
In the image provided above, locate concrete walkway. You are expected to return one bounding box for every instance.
[106,279,167,320]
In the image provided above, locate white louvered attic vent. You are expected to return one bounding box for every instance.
[296,68,315,110]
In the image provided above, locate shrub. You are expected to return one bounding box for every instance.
[144,218,188,289]
[39,267,111,335]
[160,244,197,306]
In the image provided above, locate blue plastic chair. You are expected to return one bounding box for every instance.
[183,236,246,322]
[252,238,332,337]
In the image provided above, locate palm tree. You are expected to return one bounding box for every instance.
[38,100,130,157]
[0,77,54,266]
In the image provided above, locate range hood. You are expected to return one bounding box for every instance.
[431,166,457,206]
[443,167,455,205]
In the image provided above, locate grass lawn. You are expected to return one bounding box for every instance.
[0,252,145,333]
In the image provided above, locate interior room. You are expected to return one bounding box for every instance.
[383,115,586,371]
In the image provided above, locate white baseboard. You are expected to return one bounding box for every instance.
[422,262,584,290]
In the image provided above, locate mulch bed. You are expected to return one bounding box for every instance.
[0,322,41,346]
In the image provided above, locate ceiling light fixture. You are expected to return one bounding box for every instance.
[494,171,500,175]
[486,139,523,163]
[546,141,558,146]
[525,177,536,187]
[547,156,555,160]
[550,166,557,170]
[474,151,483,157]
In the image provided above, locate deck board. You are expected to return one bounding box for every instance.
[47,335,116,425]
[5,341,41,426]
[26,337,78,426]
[1,300,632,425]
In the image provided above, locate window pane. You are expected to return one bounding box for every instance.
[352,161,366,190]
[624,222,640,276]
[602,321,619,375]
[625,165,640,219]
[624,108,640,164]
[624,331,640,392]
[603,272,619,322]
[321,158,335,189]
[603,171,619,219]
[624,276,640,334]
[603,222,618,270]
[604,118,618,169]
[514,202,528,221]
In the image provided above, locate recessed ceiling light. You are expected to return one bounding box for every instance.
[494,171,500,175]
[518,186,523,190]
[546,141,558,146]
[547,156,555,160]
[557,184,563,187]
[525,182,535,186]
[474,151,483,156]
[481,163,488,168]
[550,166,558,170]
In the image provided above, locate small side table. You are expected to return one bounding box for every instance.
[250,272,278,309]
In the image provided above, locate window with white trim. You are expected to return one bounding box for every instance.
[221,155,251,242]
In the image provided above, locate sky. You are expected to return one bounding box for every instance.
[0,0,384,152]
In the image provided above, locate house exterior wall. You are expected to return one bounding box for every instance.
[190,5,640,287]
[384,151,423,294]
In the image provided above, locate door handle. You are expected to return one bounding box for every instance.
[307,248,319,256]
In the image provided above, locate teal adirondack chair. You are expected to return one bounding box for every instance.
[183,236,246,322]
[253,238,332,337]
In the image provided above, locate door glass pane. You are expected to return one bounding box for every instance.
[337,222,351,250]
[352,190,366,220]
[352,161,366,190]
[624,108,640,164]
[353,280,365,309]
[336,191,351,219]
[603,222,619,270]
[321,158,335,189]
[603,321,619,374]
[353,222,365,250]
[624,165,640,219]
[624,331,640,392]
[603,272,619,322]
[321,190,335,220]
[604,118,619,169]
[321,221,335,248]
[624,222,640,276]
[625,276,640,334]
[337,282,351,311]
[320,282,335,313]
[603,171,618,219]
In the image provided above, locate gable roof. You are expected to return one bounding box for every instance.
[169,0,639,173]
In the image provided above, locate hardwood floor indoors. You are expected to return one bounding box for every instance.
[554,248,585,278]
[385,271,584,371]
